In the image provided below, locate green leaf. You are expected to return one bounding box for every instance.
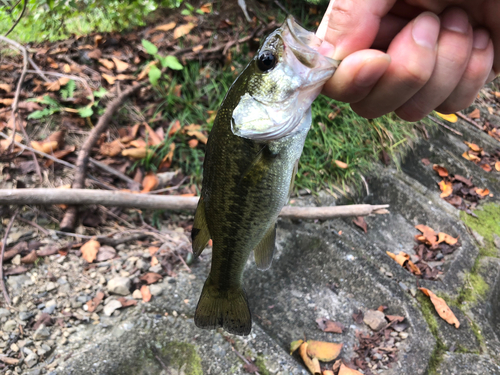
[39,95,61,107]
[161,55,183,70]
[78,106,94,118]
[148,65,162,86]
[28,108,53,119]
[142,39,158,55]
[196,9,204,14]
[181,9,190,15]
[93,87,108,98]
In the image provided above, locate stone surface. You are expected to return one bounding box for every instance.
[103,300,122,316]
[107,277,131,296]
[25,353,38,368]
[363,310,387,331]
[33,325,50,340]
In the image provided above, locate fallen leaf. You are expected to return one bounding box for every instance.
[480,164,492,172]
[334,160,348,169]
[44,77,70,91]
[438,180,453,198]
[140,272,162,284]
[99,58,115,70]
[290,339,303,354]
[141,173,159,193]
[151,256,159,266]
[306,341,343,362]
[141,285,152,302]
[475,188,490,197]
[173,23,195,39]
[86,291,104,313]
[102,73,116,84]
[323,371,334,375]
[100,139,123,157]
[129,139,147,148]
[421,158,431,166]
[407,260,422,276]
[148,246,159,256]
[0,98,14,106]
[454,175,473,186]
[81,239,100,263]
[352,216,367,233]
[96,245,116,262]
[462,151,481,162]
[316,317,344,333]
[144,122,162,145]
[192,44,204,53]
[122,147,149,159]
[433,165,449,177]
[31,140,58,154]
[386,251,410,267]
[419,288,460,328]
[469,108,480,119]
[415,225,438,246]
[154,22,177,32]
[199,2,212,13]
[435,112,458,123]
[117,298,138,307]
[339,363,363,375]
[437,232,458,245]
[168,120,181,136]
[188,139,199,148]
[464,141,482,153]
[20,250,38,264]
[496,161,500,171]
[386,315,405,323]
[299,342,320,375]
[0,83,12,92]
[87,49,102,59]
[111,57,129,72]
[44,146,75,167]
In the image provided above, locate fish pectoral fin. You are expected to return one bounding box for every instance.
[191,197,210,258]
[253,223,276,270]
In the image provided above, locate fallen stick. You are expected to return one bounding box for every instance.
[0,208,19,306]
[0,189,390,219]
[456,111,483,130]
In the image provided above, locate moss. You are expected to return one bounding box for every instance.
[159,342,203,375]
[469,320,487,352]
[458,272,489,304]
[254,355,270,375]
[460,203,500,257]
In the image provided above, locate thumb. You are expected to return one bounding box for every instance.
[317,0,397,60]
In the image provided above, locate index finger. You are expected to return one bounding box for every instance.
[317,0,398,60]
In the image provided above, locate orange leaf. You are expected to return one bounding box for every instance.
[173,23,195,39]
[188,139,199,148]
[192,44,204,53]
[153,22,176,32]
[437,232,458,245]
[480,164,492,172]
[438,180,453,198]
[168,120,181,136]
[334,160,348,169]
[141,285,152,302]
[306,341,343,362]
[435,112,457,123]
[129,139,147,148]
[98,58,115,70]
[141,173,159,193]
[100,139,123,157]
[407,260,422,276]
[199,2,212,13]
[31,140,58,154]
[111,57,129,72]
[323,371,334,375]
[462,151,481,162]
[415,224,438,246]
[469,108,480,119]
[464,141,482,153]
[475,188,490,197]
[419,288,460,328]
[122,147,150,159]
[21,250,38,264]
[339,363,363,375]
[148,246,159,256]
[102,74,116,84]
[432,164,449,177]
[140,272,162,284]
[299,343,320,375]
[81,239,100,263]
[386,251,409,267]
[151,256,159,266]
[0,83,12,92]
[495,161,500,171]
[143,123,162,146]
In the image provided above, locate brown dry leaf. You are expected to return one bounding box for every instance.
[100,139,123,157]
[173,23,195,39]
[421,158,431,166]
[299,342,320,375]
[338,363,363,375]
[151,256,159,267]
[323,371,334,375]
[188,139,199,148]
[140,272,162,284]
[154,22,177,31]
[306,341,343,362]
[199,2,212,13]
[437,232,458,245]
[0,83,12,92]
[96,246,116,262]
[480,164,492,172]
[352,216,367,233]
[168,120,181,136]
[0,134,23,151]
[141,173,159,193]
[148,246,159,256]
[438,180,453,198]
[462,151,481,162]
[0,98,14,106]
[141,285,152,302]
[464,141,482,153]
[290,339,303,354]
[86,291,104,313]
[102,74,117,84]
[45,77,70,91]
[192,44,204,53]
[334,160,348,169]
[496,161,500,171]
[469,108,480,119]
[386,251,409,267]
[117,298,137,307]
[99,58,115,70]
[475,188,490,197]
[45,146,75,167]
[87,49,102,59]
[129,139,147,148]
[419,288,460,328]
[316,317,344,334]
[407,260,422,276]
[81,239,100,263]
[435,112,458,123]
[21,250,38,264]
[111,57,129,72]
[432,164,449,177]
[415,225,438,246]
[144,123,162,145]
[137,61,157,81]
[31,140,58,154]
[122,147,149,159]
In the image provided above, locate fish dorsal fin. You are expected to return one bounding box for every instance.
[191,198,210,258]
[254,223,276,270]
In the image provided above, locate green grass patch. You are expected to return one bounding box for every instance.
[418,293,446,374]
[460,203,500,257]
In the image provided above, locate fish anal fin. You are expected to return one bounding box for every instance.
[253,223,276,270]
[191,198,210,258]
[194,277,252,336]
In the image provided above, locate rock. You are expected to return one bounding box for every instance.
[149,284,163,296]
[472,230,485,247]
[33,325,50,340]
[12,254,21,265]
[132,289,142,299]
[46,282,58,292]
[107,277,131,296]
[135,258,148,271]
[363,310,387,331]
[3,319,17,332]
[10,343,19,352]
[494,234,500,250]
[25,352,38,368]
[0,308,11,318]
[103,300,122,316]
[19,311,35,321]
[400,332,409,339]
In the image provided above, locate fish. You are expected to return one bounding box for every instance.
[191,16,338,336]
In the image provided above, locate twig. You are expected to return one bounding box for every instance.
[1,208,20,306]
[231,345,260,375]
[0,189,391,219]
[455,111,484,130]
[0,131,114,190]
[17,118,42,181]
[427,115,463,136]
[17,217,50,235]
[98,205,135,229]
[60,82,146,231]
[89,157,140,190]
[4,0,26,37]
[27,57,50,82]
[147,176,189,194]
[274,0,290,15]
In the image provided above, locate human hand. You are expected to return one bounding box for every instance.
[316,0,497,121]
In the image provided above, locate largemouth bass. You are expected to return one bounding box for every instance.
[192,16,338,336]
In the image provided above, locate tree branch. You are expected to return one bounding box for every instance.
[0,208,19,306]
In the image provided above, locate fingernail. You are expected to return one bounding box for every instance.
[473,28,490,50]
[318,40,336,59]
[442,8,469,34]
[354,54,391,87]
[412,12,440,49]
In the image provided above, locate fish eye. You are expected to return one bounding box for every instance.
[257,50,277,72]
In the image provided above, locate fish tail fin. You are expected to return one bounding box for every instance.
[194,277,251,336]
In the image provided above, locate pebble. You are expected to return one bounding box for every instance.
[10,343,19,352]
[149,284,163,296]
[0,308,11,318]
[33,325,50,340]
[103,300,122,316]
[494,234,500,250]
[132,289,143,299]
[11,254,21,266]
[363,310,387,331]
[107,277,131,296]
[3,319,17,332]
[135,259,148,271]
[25,353,39,368]
[399,332,409,339]
[46,282,58,292]
[19,311,35,321]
